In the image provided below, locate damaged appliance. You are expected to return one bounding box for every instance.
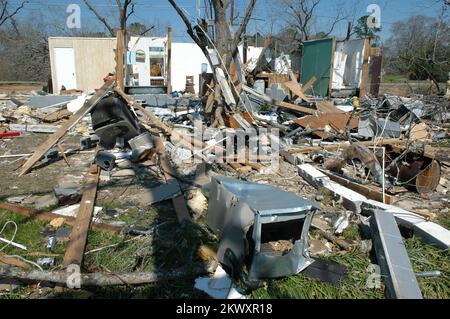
[205,176,319,286]
[90,94,141,148]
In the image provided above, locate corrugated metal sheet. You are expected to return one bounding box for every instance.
[300,38,335,97]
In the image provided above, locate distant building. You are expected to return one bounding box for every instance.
[48,36,262,94]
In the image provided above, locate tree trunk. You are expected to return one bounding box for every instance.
[0,265,208,287]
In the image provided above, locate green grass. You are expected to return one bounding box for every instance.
[405,237,450,299]
[251,249,385,299]
[0,210,68,267]
[1,207,449,299]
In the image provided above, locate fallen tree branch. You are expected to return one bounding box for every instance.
[0,265,208,287]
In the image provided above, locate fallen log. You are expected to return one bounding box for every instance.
[0,265,208,287]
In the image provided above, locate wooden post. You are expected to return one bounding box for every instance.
[167,27,173,95]
[359,37,371,99]
[243,35,248,64]
[328,37,337,98]
[62,165,100,267]
[370,55,383,97]
[116,30,125,90]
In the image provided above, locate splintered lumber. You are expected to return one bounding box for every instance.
[295,112,359,139]
[242,84,316,114]
[322,170,394,204]
[42,108,72,123]
[276,101,316,115]
[0,265,207,287]
[152,135,191,222]
[283,80,311,102]
[0,202,121,233]
[62,165,100,267]
[19,80,115,176]
[370,210,423,299]
[359,37,371,98]
[301,76,317,93]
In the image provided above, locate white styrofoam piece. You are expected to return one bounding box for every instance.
[52,204,103,217]
[194,265,246,299]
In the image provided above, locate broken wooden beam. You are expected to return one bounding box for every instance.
[283,80,311,103]
[0,252,32,270]
[19,79,115,176]
[62,165,101,267]
[322,170,394,204]
[301,76,317,93]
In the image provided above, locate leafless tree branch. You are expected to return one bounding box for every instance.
[82,0,115,36]
[231,0,256,56]
[167,0,214,68]
[0,0,27,28]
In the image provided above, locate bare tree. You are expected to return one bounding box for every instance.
[278,0,347,46]
[168,0,256,69]
[384,15,450,89]
[82,0,115,36]
[0,0,27,29]
[82,0,136,36]
[168,0,256,122]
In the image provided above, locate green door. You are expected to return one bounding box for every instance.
[300,38,335,97]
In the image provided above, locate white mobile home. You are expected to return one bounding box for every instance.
[49,36,263,94]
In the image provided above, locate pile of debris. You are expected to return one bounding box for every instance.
[0,47,449,299]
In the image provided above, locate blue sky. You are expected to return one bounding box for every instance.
[7,0,448,43]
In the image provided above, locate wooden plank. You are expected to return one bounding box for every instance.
[323,170,394,204]
[295,112,359,139]
[359,37,371,98]
[328,37,337,98]
[284,81,311,102]
[276,101,316,115]
[10,124,61,133]
[315,100,344,114]
[301,76,317,93]
[0,252,31,269]
[0,202,122,233]
[167,26,173,95]
[152,135,191,222]
[19,80,115,176]
[43,108,72,123]
[62,165,100,267]
[116,30,125,90]
[56,143,70,167]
